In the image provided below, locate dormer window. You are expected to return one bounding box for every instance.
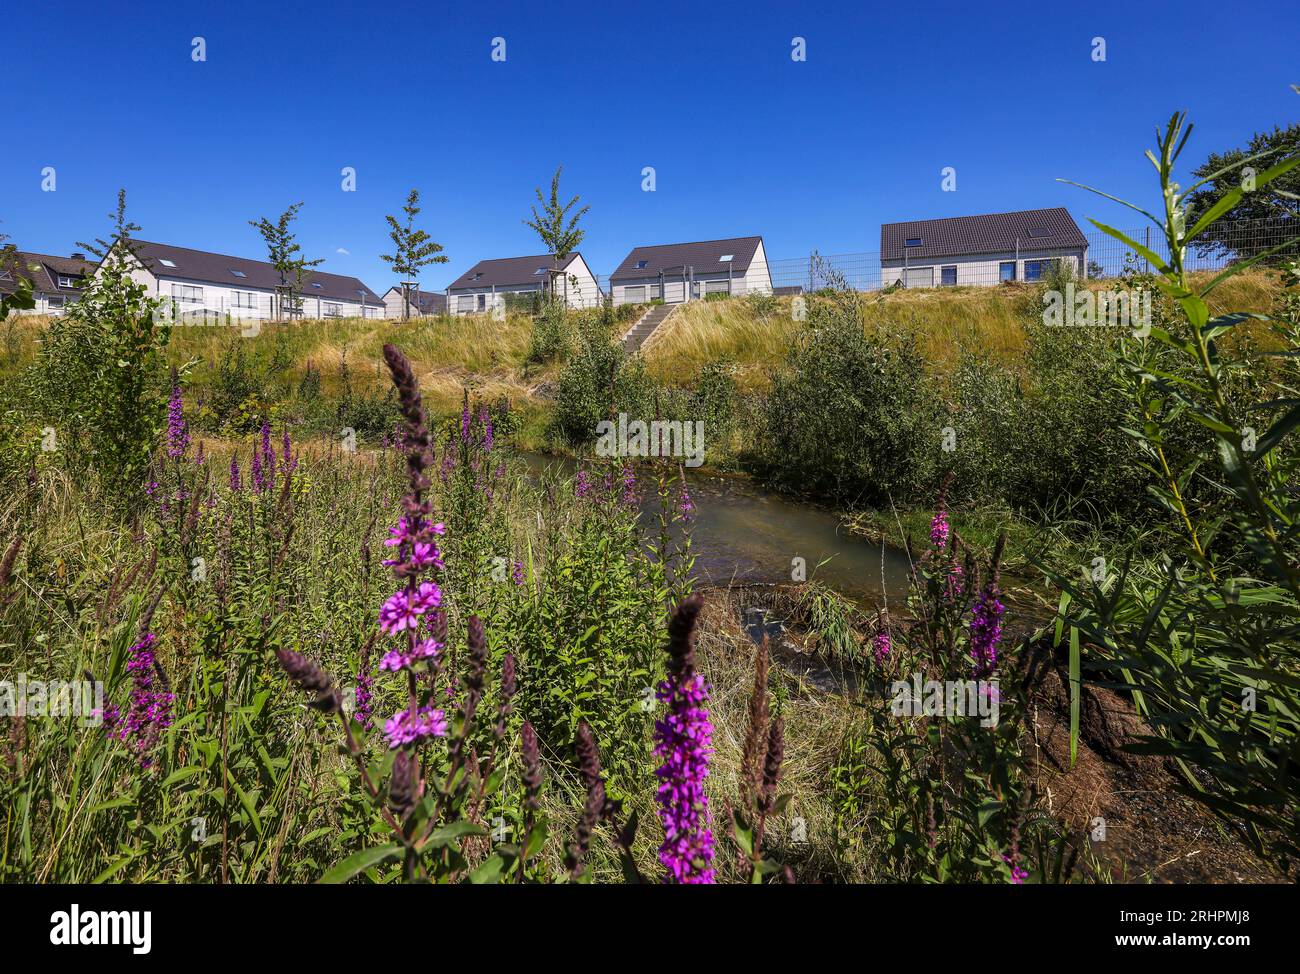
[57,275,77,288]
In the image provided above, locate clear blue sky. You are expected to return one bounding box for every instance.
[2,0,1297,291]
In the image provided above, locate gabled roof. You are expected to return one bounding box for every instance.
[124,239,384,304]
[448,253,583,290]
[610,236,763,281]
[382,286,447,313]
[0,250,94,295]
[880,208,1087,261]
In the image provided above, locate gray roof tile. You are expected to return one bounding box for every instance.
[610,236,763,280]
[880,208,1087,260]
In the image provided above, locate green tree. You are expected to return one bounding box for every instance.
[523,166,589,303]
[1183,120,1299,261]
[380,189,448,319]
[0,233,35,319]
[33,190,170,505]
[249,202,323,320]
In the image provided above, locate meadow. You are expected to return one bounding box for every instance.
[2,116,1298,884]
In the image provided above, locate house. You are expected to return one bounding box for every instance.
[104,240,385,320]
[609,236,772,306]
[880,208,1088,288]
[446,253,602,315]
[0,250,94,314]
[381,286,447,318]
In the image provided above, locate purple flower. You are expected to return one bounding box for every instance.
[621,464,638,506]
[354,670,374,730]
[378,582,442,635]
[929,506,950,550]
[654,596,715,884]
[511,561,525,586]
[104,633,174,770]
[383,706,448,749]
[677,486,694,522]
[166,382,189,459]
[871,630,891,667]
[970,584,1005,678]
[575,470,591,499]
[378,637,442,673]
[479,407,494,451]
[229,456,242,493]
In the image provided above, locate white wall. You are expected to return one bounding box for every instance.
[880,247,1087,288]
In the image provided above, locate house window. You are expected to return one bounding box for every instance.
[904,237,923,248]
[719,254,734,263]
[172,284,203,303]
[57,275,77,288]
[457,295,475,313]
[47,295,65,308]
[704,279,730,295]
[940,266,957,286]
[232,290,258,309]
[624,285,647,303]
[634,260,648,270]
[903,266,933,288]
[323,302,342,317]
[477,293,486,311]
[231,269,247,278]
[999,261,1016,282]
[1024,259,1064,282]
[158,258,177,268]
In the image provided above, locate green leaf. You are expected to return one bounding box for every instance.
[317,843,402,884]
[469,854,506,884]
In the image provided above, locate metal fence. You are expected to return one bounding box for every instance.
[590,218,1300,296]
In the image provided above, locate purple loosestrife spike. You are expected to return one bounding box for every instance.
[654,594,716,883]
[479,407,494,451]
[520,721,542,813]
[229,456,242,493]
[758,717,784,816]
[970,584,1005,679]
[511,560,524,586]
[389,749,419,821]
[872,630,891,667]
[574,469,591,499]
[740,638,770,807]
[567,721,611,878]
[166,379,189,459]
[382,705,448,748]
[104,634,174,770]
[275,648,342,714]
[677,485,694,522]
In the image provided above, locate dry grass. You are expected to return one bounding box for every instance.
[642,269,1287,393]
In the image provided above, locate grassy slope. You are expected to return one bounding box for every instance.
[2,269,1284,453]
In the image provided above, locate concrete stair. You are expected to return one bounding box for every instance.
[621,302,676,353]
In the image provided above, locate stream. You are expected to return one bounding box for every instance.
[521,453,914,607]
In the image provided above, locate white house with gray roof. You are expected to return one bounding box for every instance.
[880,208,1088,288]
[0,250,95,315]
[103,239,385,320]
[446,253,602,315]
[609,236,771,306]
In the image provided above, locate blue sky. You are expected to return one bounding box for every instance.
[2,0,1297,291]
